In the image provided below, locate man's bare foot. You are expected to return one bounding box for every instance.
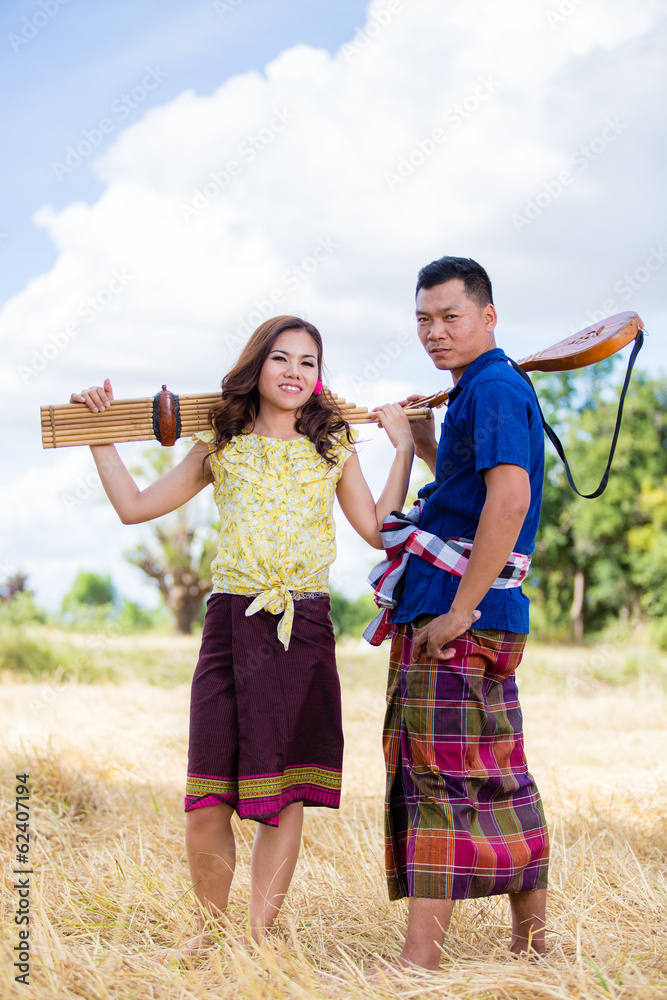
[509,948,547,963]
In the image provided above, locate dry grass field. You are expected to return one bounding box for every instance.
[1,633,666,999]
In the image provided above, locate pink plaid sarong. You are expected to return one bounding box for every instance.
[384,623,549,900]
[363,500,532,646]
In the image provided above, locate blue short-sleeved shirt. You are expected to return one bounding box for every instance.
[391,348,544,633]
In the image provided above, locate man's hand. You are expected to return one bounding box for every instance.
[411,608,481,663]
[409,463,529,664]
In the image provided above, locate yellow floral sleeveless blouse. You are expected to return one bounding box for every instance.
[192,429,355,649]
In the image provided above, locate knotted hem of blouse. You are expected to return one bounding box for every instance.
[238,585,329,649]
[245,584,294,650]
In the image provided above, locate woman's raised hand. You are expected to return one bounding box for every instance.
[381,394,437,470]
[70,377,114,412]
[374,402,415,455]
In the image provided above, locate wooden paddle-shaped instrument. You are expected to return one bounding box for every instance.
[40,311,643,449]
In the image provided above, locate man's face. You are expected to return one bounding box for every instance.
[416,278,497,383]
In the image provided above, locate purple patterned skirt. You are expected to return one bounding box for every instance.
[384,623,549,900]
[185,593,343,827]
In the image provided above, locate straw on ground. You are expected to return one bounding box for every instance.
[1,637,666,998]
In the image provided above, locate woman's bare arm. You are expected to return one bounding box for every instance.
[89,442,212,523]
[336,404,414,548]
[71,378,213,524]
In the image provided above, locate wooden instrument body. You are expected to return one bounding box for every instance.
[40,311,643,449]
[518,311,642,373]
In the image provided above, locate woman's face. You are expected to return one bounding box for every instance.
[257,329,320,411]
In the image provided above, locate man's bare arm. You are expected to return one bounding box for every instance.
[411,463,531,662]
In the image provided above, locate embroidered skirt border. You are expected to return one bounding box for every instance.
[185,592,343,827]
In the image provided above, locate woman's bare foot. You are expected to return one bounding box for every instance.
[165,930,219,964]
[166,922,260,965]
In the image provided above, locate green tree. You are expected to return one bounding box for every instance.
[0,571,29,602]
[329,589,377,639]
[527,366,667,639]
[0,572,46,626]
[626,480,667,617]
[62,571,116,609]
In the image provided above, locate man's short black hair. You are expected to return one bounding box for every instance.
[416,256,493,307]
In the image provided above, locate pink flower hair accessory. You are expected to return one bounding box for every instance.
[313,379,323,395]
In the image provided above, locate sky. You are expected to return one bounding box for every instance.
[1,0,666,610]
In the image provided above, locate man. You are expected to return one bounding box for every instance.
[382,256,549,971]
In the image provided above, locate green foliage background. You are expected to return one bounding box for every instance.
[527,360,667,645]
[329,590,377,639]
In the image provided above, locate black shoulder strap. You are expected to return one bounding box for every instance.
[509,330,644,499]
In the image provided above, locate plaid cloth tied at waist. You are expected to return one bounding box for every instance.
[362,499,532,646]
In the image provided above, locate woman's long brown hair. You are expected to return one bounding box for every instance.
[206,315,353,464]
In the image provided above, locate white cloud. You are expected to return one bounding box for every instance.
[2,0,666,605]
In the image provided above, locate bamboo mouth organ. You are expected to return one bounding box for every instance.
[41,311,643,449]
